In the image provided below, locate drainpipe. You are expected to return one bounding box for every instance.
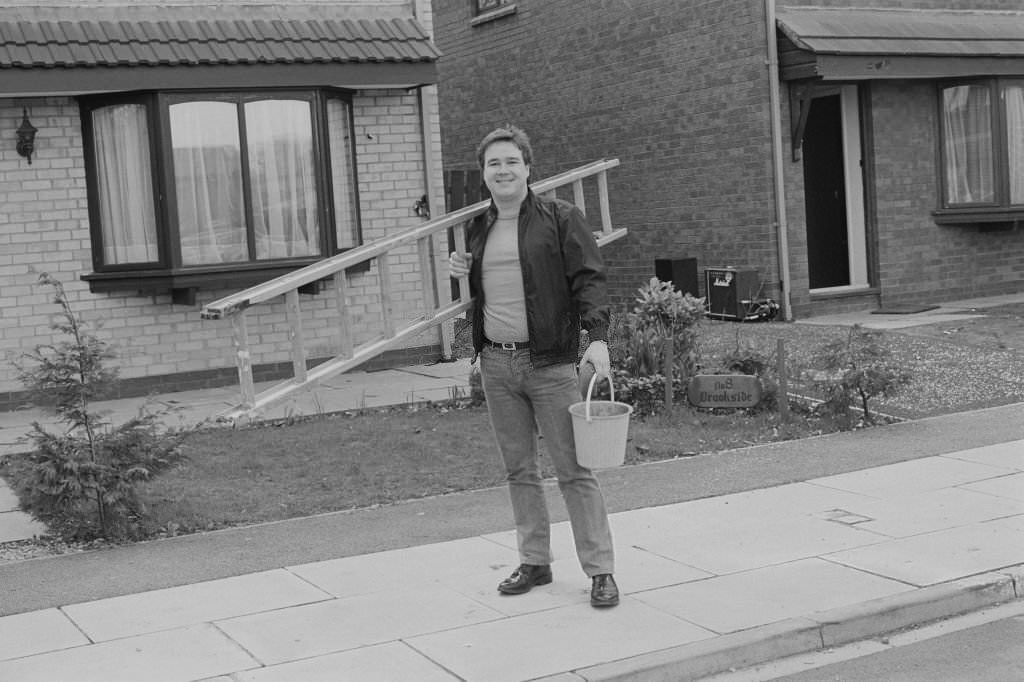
[412,0,456,357]
[765,0,794,321]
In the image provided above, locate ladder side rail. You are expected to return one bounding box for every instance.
[226,299,473,421]
[597,170,613,236]
[201,200,492,320]
[200,158,619,320]
[204,158,622,420]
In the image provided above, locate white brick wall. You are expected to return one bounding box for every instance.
[0,84,447,395]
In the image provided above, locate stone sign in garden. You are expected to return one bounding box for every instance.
[687,374,762,408]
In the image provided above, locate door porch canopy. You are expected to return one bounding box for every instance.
[776,6,1024,82]
[0,2,441,97]
[776,6,1024,160]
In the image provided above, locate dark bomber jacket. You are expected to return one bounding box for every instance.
[467,190,609,367]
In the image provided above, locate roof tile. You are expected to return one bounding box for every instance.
[0,4,440,72]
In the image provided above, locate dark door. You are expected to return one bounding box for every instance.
[802,94,850,289]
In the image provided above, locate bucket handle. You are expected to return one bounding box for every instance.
[584,373,614,422]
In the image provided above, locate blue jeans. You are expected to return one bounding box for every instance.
[480,347,615,577]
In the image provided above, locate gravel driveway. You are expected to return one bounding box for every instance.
[698,301,1024,420]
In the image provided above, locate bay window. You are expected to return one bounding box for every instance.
[937,78,1024,225]
[80,89,361,298]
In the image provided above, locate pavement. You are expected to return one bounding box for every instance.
[0,294,1022,681]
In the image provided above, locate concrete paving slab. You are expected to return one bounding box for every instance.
[216,586,504,666]
[621,509,883,575]
[288,536,510,599]
[0,510,47,544]
[810,456,1016,498]
[961,472,1024,502]
[826,514,1024,586]
[481,522,714,594]
[0,485,18,512]
[399,357,474,380]
[0,623,258,682]
[632,557,913,634]
[62,569,333,642]
[231,641,458,681]
[445,564,594,618]
[0,608,89,662]
[645,481,880,525]
[820,487,1024,538]
[944,440,1024,471]
[406,599,714,682]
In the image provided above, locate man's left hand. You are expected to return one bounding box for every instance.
[581,340,610,378]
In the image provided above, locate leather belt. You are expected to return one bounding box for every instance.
[485,339,530,350]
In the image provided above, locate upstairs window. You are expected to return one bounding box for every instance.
[938,79,1024,224]
[80,89,361,296]
[472,0,516,24]
[475,0,512,15]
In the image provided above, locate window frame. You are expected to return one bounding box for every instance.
[471,0,516,25]
[934,77,1024,227]
[79,87,363,298]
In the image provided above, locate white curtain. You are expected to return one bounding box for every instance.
[327,98,359,249]
[1006,84,1024,205]
[943,84,994,205]
[245,100,320,259]
[92,104,158,264]
[170,101,246,265]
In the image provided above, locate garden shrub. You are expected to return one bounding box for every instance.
[809,324,912,427]
[12,273,188,541]
[605,278,705,413]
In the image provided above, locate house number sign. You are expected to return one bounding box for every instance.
[687,374,762,408]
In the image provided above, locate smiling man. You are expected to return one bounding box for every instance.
[448,125,618,607]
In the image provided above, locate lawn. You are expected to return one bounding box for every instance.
[131,397,832,539]
[4,310,1023,546]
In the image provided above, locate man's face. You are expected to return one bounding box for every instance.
[482,140,530,204]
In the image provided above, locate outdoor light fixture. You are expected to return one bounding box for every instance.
[413,194,430,218]
[16,109,38,164]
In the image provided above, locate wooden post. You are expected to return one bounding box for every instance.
[663,324,674,417]
[777,338,790,422]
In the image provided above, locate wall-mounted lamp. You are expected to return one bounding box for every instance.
[16,109,38,164]
[413,194,430,219]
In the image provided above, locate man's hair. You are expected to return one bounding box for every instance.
[476,125,533,169]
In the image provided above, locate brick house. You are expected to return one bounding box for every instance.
[432,0,1024,320]
[0,0,446,408]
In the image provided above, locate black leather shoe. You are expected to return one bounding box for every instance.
[498,564,553,595]
[590,573,619,607]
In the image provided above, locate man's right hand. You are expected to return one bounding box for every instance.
[449,251,473,278]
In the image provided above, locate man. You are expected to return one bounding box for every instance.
[449,126,618,607]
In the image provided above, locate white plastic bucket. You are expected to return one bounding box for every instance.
[569,374,633,469]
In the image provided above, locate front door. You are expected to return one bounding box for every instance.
[801,85,868,292]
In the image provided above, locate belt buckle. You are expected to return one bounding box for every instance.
[500,341,517,351]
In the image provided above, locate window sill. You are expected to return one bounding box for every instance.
[82,258,370,303]
[471,4,517,26]
[932,207,1024,230]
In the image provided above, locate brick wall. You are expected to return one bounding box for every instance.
[433,0,782,312]
[782,0,1024,317]
[0,87,445,400]
[871,81,1024,303]
[437,0,1024,322]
